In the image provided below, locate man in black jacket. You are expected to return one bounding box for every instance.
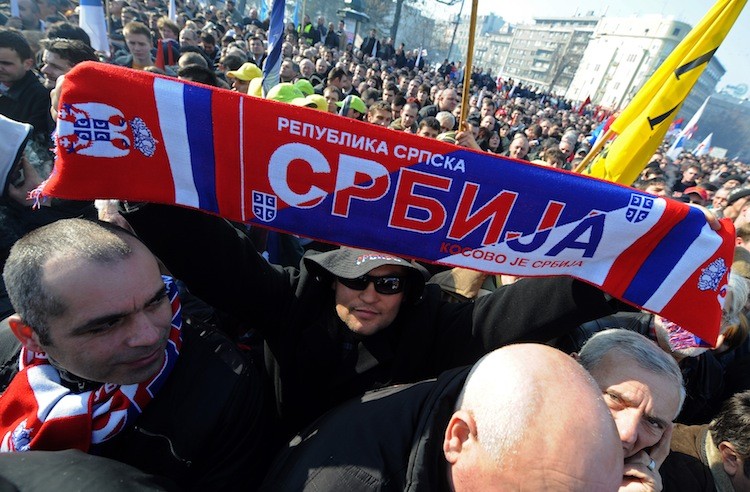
[0,219,274,490]
[359,29,380,58]
[125,204,622,435]
[0,28,52,142]
[260,344,624,491]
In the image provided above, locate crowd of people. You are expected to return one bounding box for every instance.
[2,0,750,490]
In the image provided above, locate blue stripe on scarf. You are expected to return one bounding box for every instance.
[624,209,704,305]
[183,84,218,213]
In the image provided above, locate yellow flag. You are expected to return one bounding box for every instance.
[585,0,746,185]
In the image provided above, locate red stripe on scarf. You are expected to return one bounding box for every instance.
[0,277,183,452]
[601,199,688,297]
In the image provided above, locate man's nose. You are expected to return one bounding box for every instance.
[127,311,163,347]
[616,411,639,451]
[358,282,379,302]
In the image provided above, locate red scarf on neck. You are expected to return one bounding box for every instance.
[0,275,182,452]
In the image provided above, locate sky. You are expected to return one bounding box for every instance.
[440,0,749,93]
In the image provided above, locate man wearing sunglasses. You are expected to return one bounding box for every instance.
[123,203,623,436]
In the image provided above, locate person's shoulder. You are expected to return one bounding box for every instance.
[261,368,468,491]
[14,71,46,94]
[661,450,715,492]
[0,317,21,393]
[419,104,437,117]
[113,54,133,67]
[179,319,255,377]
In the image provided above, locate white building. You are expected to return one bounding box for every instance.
[565,16,693,109]
[500,16,599,93]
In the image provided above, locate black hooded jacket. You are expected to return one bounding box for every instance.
[126,204,619,435]
[261,366,470,491]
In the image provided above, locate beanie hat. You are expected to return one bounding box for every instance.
[0,115,33,194]
[727,187,750,205]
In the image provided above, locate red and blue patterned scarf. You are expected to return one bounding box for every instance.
[41,63,735,344]
[0,275,182,452]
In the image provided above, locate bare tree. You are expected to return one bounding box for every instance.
[362,0,394,37]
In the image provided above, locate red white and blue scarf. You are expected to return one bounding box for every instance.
[0,275,182,452]
[40,63,735,344]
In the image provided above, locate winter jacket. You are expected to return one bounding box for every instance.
[0,317,275,491]
[126,204,618,434]
[260,366,470,491]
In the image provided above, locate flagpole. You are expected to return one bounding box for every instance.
[458,0,478,129]
[573,128,614,174]
[300,0,306,33]
[104,0,109,33]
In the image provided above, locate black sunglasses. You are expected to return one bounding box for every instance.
[338,274,406,295]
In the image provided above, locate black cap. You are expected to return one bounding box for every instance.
[304,247,427,302]
[727,186,750,205]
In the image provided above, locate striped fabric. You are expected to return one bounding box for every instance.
[79,0,109,56]
[42,63,735,343]
[0,276,183,453]
[261,0,285,96]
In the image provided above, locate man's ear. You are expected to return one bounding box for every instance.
[7,315,44,353]
[443,410,477,464]
[719,441,741,477]
[22,58,34,71]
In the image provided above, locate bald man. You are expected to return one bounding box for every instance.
[260,344,623,491]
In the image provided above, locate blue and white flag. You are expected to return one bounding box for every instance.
[168,0,177,22]
[667,97,709,160]
[693,133,713,157]
[292,0,300,29]
[261,0,284,96]
[10,0,19,18]
[260,0,268,21]
[79,0,109,56]
[667,134,688,160]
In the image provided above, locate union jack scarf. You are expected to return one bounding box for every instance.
[0,275,183,453]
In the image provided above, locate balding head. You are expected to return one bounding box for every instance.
[444,344,623,491]
[438,89,459,112]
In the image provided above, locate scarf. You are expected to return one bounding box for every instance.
[0,275,182,453]
[40,63,735,344]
